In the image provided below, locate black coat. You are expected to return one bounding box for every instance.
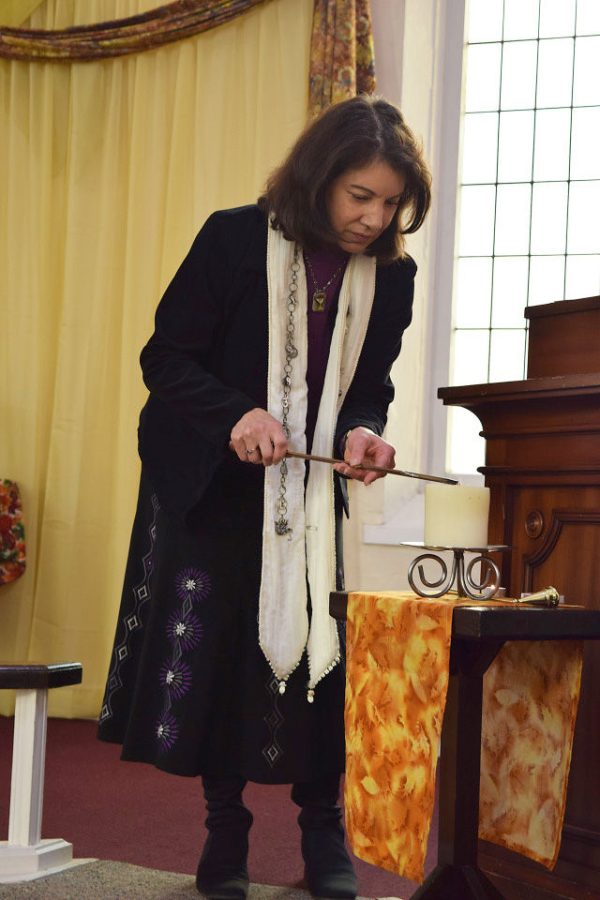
[98,205,416,783]
[138,204,416,523]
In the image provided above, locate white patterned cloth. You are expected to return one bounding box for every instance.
[259,226,376,695]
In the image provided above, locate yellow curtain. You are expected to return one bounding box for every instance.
[0,0,313,718]
[0,0,45,28]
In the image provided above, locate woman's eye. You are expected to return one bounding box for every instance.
[351,194,369,202]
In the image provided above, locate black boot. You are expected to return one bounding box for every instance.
[292,776,358,900]
[196,776,253,900]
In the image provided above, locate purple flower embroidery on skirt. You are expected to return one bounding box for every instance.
[167,610,203,650]
[159,660,193,699]
[156,710,179,752]
[155,565,211,751]
[174,567,211,604]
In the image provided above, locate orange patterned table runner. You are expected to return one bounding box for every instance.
[344,591,584,883]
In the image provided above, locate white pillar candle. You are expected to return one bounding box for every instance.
[424,484,490,548]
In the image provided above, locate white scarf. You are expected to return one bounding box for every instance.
[259,226,376,699]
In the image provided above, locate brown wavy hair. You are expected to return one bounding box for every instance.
[258,95,432,263]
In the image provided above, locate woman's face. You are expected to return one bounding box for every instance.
[326,159,405,253]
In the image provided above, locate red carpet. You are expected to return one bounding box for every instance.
[0,717,436,898]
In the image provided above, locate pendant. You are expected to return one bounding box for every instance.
[274,517,292,536]
[312,290,326,312]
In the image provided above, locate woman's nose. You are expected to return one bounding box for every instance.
[361,204,385,230]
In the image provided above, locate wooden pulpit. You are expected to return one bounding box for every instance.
[439,295,600,899]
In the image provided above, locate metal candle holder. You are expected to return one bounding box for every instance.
[402,543,510,601]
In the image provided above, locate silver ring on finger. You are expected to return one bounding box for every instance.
[246,447,259,455]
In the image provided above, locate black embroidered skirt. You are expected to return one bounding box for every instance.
[97,464,346,784]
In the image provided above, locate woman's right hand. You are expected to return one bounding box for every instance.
[229,408,288,466]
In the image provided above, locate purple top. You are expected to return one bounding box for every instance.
[304,246,349,451]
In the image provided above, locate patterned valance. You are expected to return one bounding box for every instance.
[0,0,376,111]
[0,0,266,61]
[308,0,375,117]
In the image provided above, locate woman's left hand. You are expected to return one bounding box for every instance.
[333,427,396,485]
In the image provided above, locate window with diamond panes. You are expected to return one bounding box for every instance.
[448,0,600,474]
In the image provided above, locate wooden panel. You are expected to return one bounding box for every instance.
[440,373,600,897]
[484,433,600,470]
[525,296,600,379]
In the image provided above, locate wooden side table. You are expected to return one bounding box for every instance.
[0,662,83,882]
[330,594,600,900]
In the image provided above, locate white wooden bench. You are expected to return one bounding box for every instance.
[0,662,83,882]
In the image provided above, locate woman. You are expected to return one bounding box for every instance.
[98,95,431,900]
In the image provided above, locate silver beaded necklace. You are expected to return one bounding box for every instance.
[274,244,301,537]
